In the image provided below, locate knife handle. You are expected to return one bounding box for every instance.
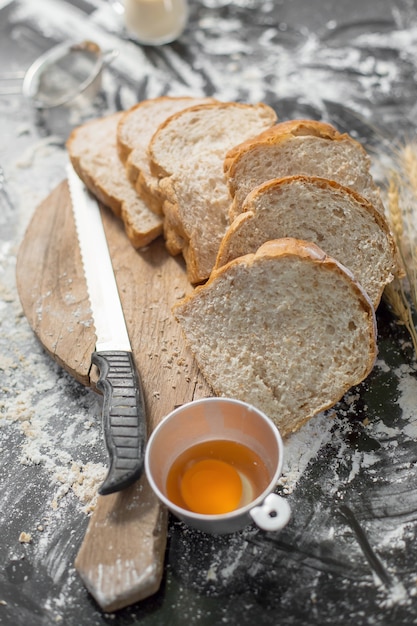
[92,350,147,495]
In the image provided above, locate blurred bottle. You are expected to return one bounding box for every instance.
[123,0,189,45]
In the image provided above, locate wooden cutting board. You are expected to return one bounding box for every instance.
[15,180,212,612]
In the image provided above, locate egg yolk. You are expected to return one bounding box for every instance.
[180,459,243,515]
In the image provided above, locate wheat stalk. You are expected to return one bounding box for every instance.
[384,280,417,355]
[387,176,403,238]
[385,141,417,355]
[396,143,417,308]
[402,143,417,191]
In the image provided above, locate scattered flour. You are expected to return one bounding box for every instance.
[279,412,334,493]
[0,286,106,517]
[52,461,107,514]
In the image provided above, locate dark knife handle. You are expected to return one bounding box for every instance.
[91,350,147,495]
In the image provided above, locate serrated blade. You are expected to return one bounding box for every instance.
[66,162,146,495]
[67,162,130,352]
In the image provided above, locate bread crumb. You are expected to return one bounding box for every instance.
[19,531,32,543]
[0,600,7,606]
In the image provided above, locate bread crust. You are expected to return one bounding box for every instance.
[149,101,277,178]
[173,237,377,437]
[135,166,164,216]
[67,113,123,217]
[117,96,215,164]
[225,119,349,178]
[117,96,217,216]
[224,118,385,219]
[148,101,277,283]
[214,174,401,304]
[66,112,163,248]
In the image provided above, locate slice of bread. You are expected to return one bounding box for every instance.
[117,96,216,215]
[173,238,377,437]
[67,112,162,248]
[148,101,278,283]
[215,175,398,307]
[225,119,385,220]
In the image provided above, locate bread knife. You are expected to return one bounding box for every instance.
[66,162,146,495]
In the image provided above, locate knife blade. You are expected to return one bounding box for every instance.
[66,162,146,495]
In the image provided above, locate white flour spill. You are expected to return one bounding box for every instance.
[279,412,335,493]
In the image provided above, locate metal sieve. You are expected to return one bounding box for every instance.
[20,39,118,109]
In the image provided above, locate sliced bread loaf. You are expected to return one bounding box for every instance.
[224,119,385,220]
[67,112,162,248]
[215,175,397,307]
[117,96,215,215]
[148,101,278,283]
[173,238,377,437]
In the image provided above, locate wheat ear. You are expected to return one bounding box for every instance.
[384,280,417,355]
[384,142,417,355]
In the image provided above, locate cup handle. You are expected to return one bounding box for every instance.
[249,493,291,531]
